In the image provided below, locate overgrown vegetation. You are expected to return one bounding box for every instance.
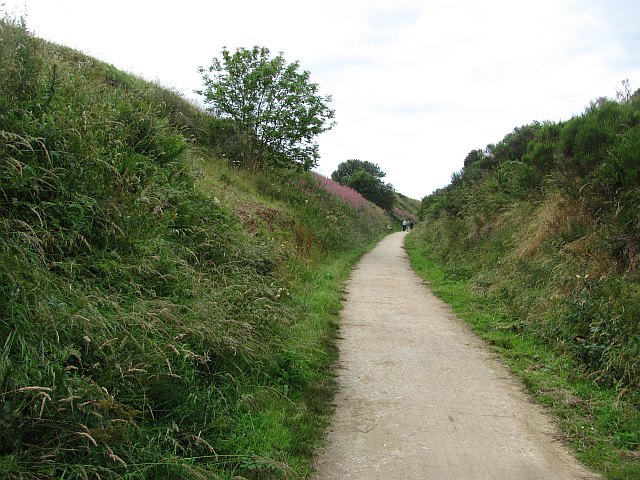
[331,159,396,211]
[198,46,335,171]
[0,17,389,478]
[409,83,640,478]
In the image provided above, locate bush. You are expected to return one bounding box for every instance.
[415,90,640,401]
[255,170,388,254]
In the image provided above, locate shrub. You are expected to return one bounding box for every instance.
[415,90,640,400]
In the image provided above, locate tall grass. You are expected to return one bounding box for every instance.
[410,86,640,477]
[405,233,640,479]
[0,17,389,478]
[416,93,640,399]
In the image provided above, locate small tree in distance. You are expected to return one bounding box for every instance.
[332,159,395,211]
[198,46,335,170]
[331,159,386,184]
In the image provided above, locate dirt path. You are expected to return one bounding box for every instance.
[312,232,600,480]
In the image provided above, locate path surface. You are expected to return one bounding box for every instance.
[312,232,599,480]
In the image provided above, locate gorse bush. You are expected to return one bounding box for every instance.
[1,17,389,478]
[415,85,640,401]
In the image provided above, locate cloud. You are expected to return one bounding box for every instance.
[3,0,639,199]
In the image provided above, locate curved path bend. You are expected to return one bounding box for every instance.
[312,232,599,480]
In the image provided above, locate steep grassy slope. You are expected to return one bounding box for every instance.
[0,18,390,479]
[408,92,640,477]
[393,192,420,221]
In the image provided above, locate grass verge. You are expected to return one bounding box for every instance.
[216,248,369,479]
[405,234,640,480]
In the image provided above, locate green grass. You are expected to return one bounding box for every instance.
[405,233,640,479]
[0,16,391,479]
[214,250,374,479]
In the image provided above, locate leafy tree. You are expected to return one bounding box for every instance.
[331,159,386,184]
[332,159,395,211]
[198,46,335,170]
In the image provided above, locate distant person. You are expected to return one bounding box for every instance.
[402,220,408,232]
[409,220,414,230]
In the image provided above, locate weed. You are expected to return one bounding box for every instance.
[407,87,640,477]
[0,16,390,478]
[408,215,640,479]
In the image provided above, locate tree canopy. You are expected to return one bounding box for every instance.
[198,46,335,170]
[331,159,386,184]
[332,159,395,211]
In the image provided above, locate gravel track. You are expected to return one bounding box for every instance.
[312,232,600,480]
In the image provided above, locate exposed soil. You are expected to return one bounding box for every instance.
[312,232,600,480]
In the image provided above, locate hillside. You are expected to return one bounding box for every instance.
[393,191,420,221]
[407,88,640,477]
[0,18,395,478]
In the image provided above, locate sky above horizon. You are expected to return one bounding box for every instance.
[3,0,639,199]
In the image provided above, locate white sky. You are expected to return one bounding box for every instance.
[4,0,639,199]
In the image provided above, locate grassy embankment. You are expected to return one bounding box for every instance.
[393,192,420,221]
[406,89,640,479]
[0,18,394,478]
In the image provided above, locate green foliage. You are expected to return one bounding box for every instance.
[254,169,389,254]
[331,159,386,183]
[521,121,562,176]
[0,18,387,478]
[0,16,42,107]
[560,275,640,390]
[393,191,421,218]
[344,170,395,211]
[413,81,640,477]
[489,123,541,165]
[405,235,640,479]
[331,159,396,211]
[452,123,545,189]
[559,99,639,178]
[198,46,335,170]
[495,161,536,198]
